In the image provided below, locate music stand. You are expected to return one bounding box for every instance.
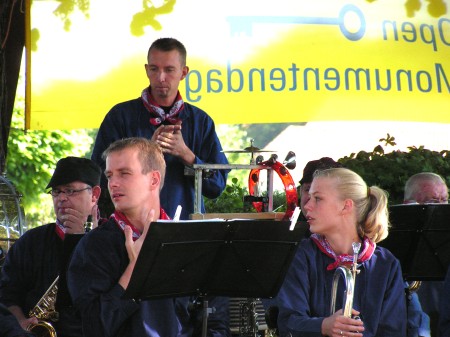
[379,204,450,281]
[125,219,307,336]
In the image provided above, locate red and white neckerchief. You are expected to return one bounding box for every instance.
[310,233,376,271]
[54,208,104,240]
[141,86,184,126]
[55,219,66,240]
[111,208,171,241]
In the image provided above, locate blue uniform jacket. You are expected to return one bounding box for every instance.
[67,218,230,337]
[91,98,229,220]
[439,266,450,336]
[277,239,407,337]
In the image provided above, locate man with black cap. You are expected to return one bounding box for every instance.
[0,156,102,337]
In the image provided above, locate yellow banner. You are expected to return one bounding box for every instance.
[27,0,450,130]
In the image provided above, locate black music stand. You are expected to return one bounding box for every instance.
[125,219,307,336]
[379,204,450,281]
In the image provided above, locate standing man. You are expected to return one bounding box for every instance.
[92,37,229,220]
[0,156,102,337]
[404,172,449,337]
[68,138,229,337]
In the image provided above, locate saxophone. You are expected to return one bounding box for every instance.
[27,276,59,337]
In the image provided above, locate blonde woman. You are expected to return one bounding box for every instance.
[277,168,406,337]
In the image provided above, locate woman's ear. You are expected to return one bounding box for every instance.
[342,199,354,213]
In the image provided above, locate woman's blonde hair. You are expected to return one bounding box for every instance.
[313,167,390,243]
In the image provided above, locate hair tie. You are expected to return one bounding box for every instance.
[367,186,371,198]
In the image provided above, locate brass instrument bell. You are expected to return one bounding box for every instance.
[27,276,59,337]
[330,242,361,318]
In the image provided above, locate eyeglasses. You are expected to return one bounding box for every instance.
[48,187,92,197]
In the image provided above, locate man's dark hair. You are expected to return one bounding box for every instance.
[148,37,187,66]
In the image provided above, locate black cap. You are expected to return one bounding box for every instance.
[299,157,342,185]
[46,157,102,189]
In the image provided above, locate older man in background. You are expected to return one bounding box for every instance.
[404,172,449,337]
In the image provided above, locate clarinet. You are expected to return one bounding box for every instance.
[84,215,93,232]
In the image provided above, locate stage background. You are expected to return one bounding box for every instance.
[26,0,450,130]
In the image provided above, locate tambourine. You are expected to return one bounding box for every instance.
[248,154,298,220]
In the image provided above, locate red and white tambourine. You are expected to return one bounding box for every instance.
[248,152,298,220]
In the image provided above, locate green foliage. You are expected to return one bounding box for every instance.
[216,124,249,164]
[207,132,450,212]
[205,177,249,213]
[216,124,252,184]
[5,99,94,227]
[338,134,450,205]
[205,177,289,213]
[272,190,288,212]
